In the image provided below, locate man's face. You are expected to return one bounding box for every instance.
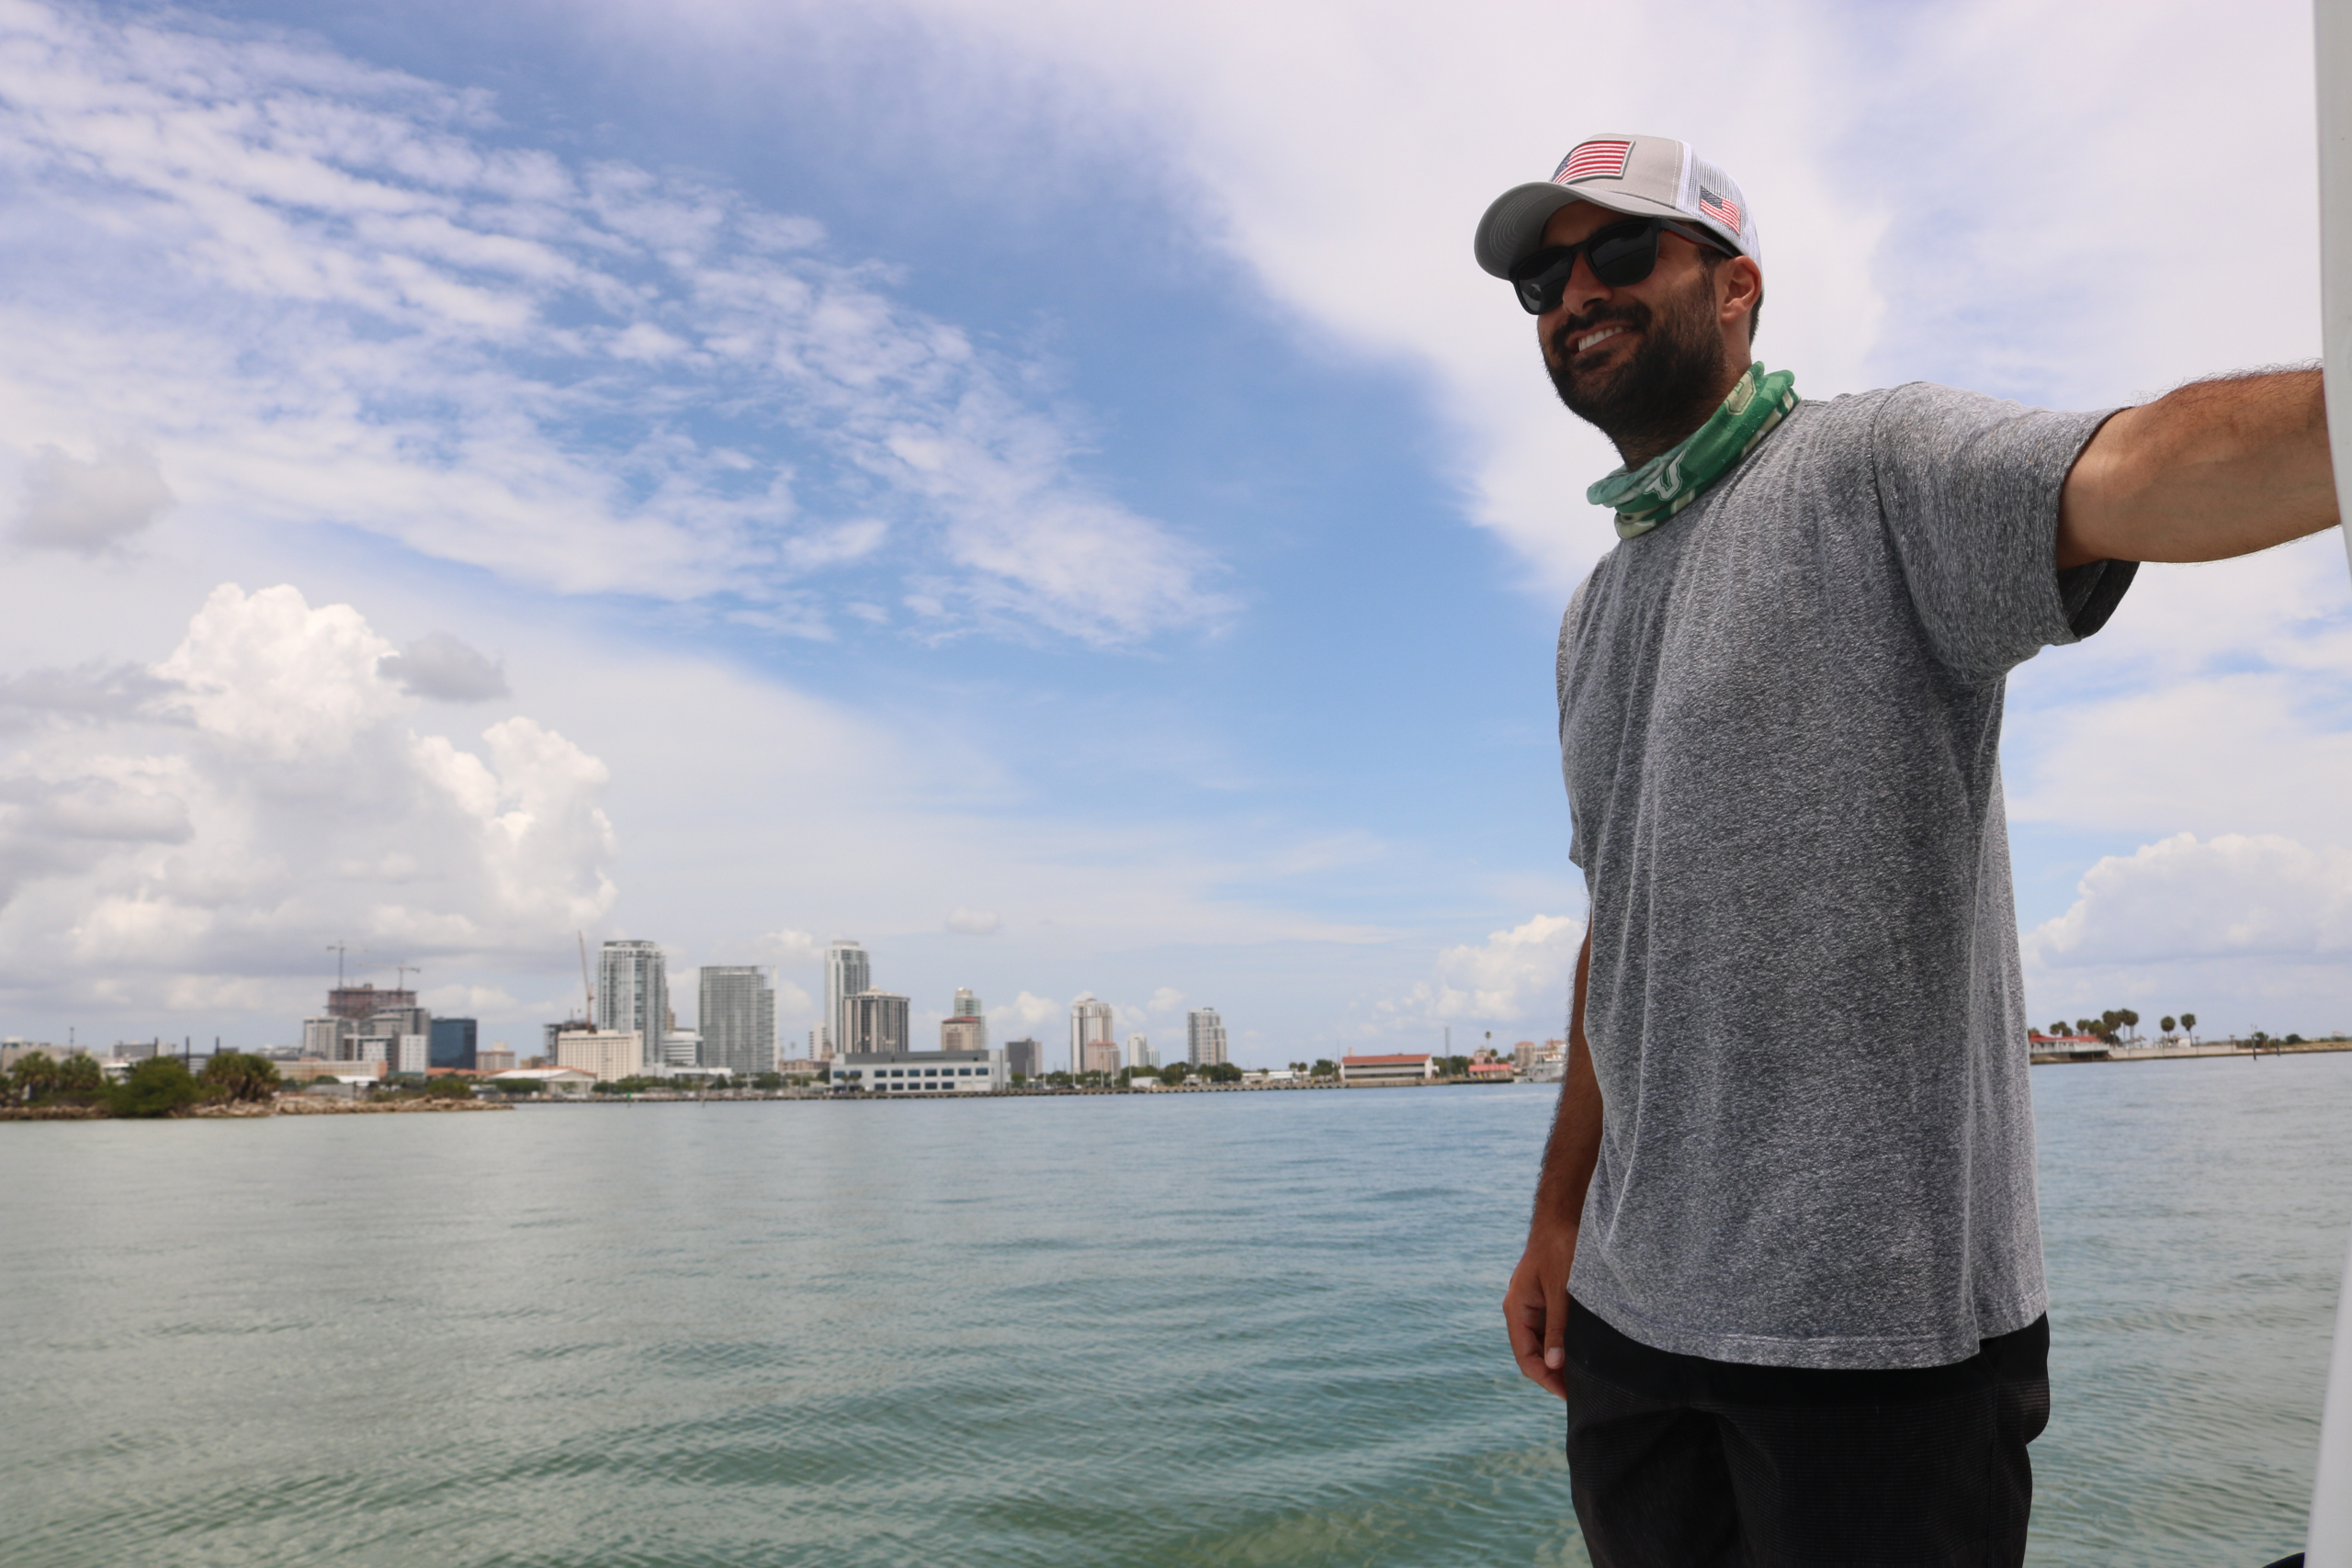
[1535,200,1734,444]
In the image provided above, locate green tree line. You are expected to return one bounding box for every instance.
[5,1049,286,1118]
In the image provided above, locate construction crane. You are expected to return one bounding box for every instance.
[577,932,595,1024]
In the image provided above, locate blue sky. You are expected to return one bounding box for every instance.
[0,0,2347,1060]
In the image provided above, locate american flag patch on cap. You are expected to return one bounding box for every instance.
[1698,186,1742,232]
[1554,140,1632,185]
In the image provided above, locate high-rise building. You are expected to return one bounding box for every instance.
[598,940,670,1069]
[699,965,777,1077]
[302,1017,353,1057]
[846,991,910,1054]
[939,988,988,1052]
[823,940,870,1062]
[429,1017,478,1070]
[1069,994,1114,1076]
[328,984,414,1021]
[352,1005,431,1066]
[1080,1038,1122,1077]
[1187,1008,1228,1067]
[1005,1038,1041,1079]
[1127,1032,1158,1071]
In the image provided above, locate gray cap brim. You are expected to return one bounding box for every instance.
[1473,181,1694,278]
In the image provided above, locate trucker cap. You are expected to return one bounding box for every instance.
[1474,133,1761,278]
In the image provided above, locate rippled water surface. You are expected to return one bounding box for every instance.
[4,1056,2348,1566]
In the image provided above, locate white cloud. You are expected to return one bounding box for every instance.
[1377,912,1585,1030]
[0,581,616,1017]
[2029,833,2352,966]
[13,443,173,555]
[944,907,1000,934]
[993,990,1062,1032]
[0,1,1224,644]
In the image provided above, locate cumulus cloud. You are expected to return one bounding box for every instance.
[945,907,1000,934]
[992,990,1062,1032]
[379,633,510,702]
[12,444,173,554]
[0,2,1223,643]
[1379,913,1585,1029]
[2028,833,2352,966]
[0,581,616,1017]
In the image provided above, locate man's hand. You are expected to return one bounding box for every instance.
[1505,1218,1578,1400]
[2058,367,2338,568]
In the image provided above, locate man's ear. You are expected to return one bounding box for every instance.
[1718,256,1761,321]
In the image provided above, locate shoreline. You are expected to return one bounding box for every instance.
[2030,1039,2352,1066]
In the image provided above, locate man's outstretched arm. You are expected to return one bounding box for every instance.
[2058,367,2338,569]
[1504,926,1601,1401]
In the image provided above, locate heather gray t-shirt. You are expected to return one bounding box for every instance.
[1555,383,2133,1371]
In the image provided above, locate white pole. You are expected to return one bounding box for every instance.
[2307,1,2352,1554]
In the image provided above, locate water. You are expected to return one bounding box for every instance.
[2,1056,2346,1566]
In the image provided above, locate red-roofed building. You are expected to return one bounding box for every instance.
[1468,1059,1517,1081]
[1340,1053,1436,1086]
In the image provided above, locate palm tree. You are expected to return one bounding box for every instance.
[2160,1015,2177,1042]
[2180,1011,2198,1046]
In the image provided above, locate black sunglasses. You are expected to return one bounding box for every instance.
[1508,217,1736,314]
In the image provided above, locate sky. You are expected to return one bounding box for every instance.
[0,0,2347,1062]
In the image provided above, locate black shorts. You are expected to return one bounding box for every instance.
[1562,1301,2050,1568]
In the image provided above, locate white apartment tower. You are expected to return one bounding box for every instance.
[1069,994,1115,1076]
[1127,1032,1158,1071]
[699,965,777,1077]
[598,940,669,1068]
[822,940,870,1062]
[1187,1008,1228,1067]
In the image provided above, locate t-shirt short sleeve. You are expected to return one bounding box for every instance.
[1870,384,2134,673]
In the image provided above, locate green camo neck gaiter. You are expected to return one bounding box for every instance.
[1586,362,1798,540]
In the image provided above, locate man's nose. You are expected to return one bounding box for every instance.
[1550,254,1612,328]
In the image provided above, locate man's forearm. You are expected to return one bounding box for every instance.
[1533,929,1602,1229]
[2057,367,2337,569]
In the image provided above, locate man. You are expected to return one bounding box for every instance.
[1480,133,2337,1563]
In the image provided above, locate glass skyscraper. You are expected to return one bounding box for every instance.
[822,940,869,1061]
[698,965,776,1077]
[597,939,669,1069]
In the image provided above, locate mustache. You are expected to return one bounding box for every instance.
[1549,299,1651,361]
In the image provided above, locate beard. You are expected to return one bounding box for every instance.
[1544,267,1731,461]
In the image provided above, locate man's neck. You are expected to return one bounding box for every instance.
[1609,360,1748,468]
